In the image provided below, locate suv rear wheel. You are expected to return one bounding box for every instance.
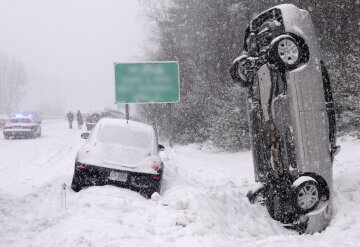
[293,177,320,214]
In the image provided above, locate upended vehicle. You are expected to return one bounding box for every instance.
[71,118,165,198]
[230,4,340,234]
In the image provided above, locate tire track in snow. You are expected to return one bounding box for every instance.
[0,120,85,246]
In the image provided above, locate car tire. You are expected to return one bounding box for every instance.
[71,173,84,192]
[269,34,309,71]
[4,135,9,140]
[145,181,161,199]
[71,183,82,192]
[293,178,320,214]
[265,184,299,224]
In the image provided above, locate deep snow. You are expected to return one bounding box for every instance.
[0,120,359,246]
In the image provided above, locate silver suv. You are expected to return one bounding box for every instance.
[230,4,339,233]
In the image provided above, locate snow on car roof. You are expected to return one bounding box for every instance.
[98,118,154,132]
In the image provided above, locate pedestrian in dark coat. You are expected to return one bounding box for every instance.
[77,110,83,129]
[67,111,74,129]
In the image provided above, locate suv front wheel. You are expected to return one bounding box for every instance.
[269,34,309,70]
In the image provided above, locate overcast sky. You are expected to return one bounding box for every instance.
[0,0,147,113]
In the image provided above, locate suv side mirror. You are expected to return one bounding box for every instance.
[81,133,90,139]
[158,144,165,151]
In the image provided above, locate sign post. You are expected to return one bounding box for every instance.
[125,104,129,123]
[114,61,179,142]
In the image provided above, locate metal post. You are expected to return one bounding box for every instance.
[152,121,159,144]
[168,103,173,147]
[61,183,67,210]
[125,104,129,123]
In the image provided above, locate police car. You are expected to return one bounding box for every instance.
[3,114,42,139]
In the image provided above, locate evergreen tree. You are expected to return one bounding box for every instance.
[139,0,360,150]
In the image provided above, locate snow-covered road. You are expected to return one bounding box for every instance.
[0,119,359,247]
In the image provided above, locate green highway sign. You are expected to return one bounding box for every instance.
[114,62,180,103]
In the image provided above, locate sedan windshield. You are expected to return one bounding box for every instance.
[97,125,154,149]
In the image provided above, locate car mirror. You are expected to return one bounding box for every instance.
[158,144,165,151]
[229,54,253,87]
[81,133,90,139]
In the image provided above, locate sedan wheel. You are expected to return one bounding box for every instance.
[71,174,83,192]
[71,170,90,192]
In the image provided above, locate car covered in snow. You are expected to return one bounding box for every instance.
[3,115,42,139]
[230,4,339,233]
[71,118,165,198]
[85,112,101,131]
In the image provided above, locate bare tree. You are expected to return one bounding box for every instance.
[0,52,27,114]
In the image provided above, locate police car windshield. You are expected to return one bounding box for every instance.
[10,118,32,123]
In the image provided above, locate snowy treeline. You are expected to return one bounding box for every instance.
[139,0,360,150]
[0,52,26,115]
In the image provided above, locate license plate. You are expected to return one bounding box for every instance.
[108,171,128,182]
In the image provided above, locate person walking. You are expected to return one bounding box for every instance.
[67,111,74,129]
[76,110,83,129]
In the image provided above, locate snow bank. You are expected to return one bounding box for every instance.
[1,121,360,246]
